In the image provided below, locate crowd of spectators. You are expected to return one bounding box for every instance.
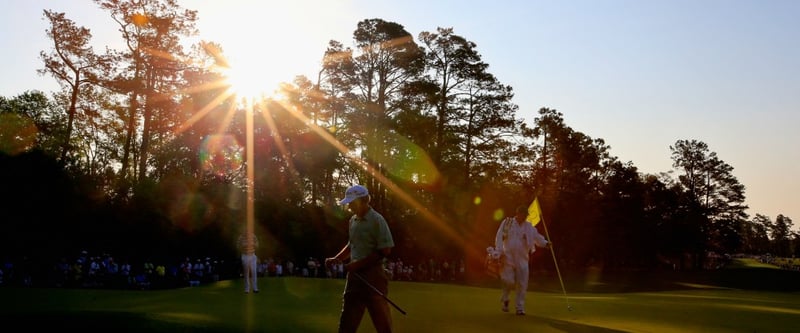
[757,254,800,271]
[261,257,467,282]
[0,251,239,290]
[0,251,468,290]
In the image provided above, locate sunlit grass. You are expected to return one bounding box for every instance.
[1,274,798,333]
[726,258,782,269]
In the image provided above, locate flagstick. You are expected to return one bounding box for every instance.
[539,214,573,311]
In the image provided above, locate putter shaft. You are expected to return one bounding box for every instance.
[352,272,407,315]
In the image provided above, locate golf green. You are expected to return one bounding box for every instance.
[1,268,798,333]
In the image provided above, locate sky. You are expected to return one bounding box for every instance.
[2,0,798,229]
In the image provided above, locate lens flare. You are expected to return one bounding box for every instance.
[0,113,37,155]
[199,134,243,177]
[493,209,505,222]
[161,177,215,232]
[364,132,441,187]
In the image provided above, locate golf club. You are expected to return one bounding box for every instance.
[352,271,407,315]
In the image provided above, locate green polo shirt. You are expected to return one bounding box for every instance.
[348,207,394,261]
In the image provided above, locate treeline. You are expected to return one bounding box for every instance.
[0,0,796,276]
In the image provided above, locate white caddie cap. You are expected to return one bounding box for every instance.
[338,185,369,205]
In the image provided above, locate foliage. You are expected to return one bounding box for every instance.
[1,1,795,275]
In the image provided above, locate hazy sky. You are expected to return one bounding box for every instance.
[2,0,798,228]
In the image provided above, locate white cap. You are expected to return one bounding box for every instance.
[338,185,369,205]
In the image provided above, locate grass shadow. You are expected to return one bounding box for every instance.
[523,259,800,293]
[528,313,631,333]
[1,312,226,333]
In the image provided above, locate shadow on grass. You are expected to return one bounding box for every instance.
[529,265,800,293]
[1,312,225,333]
[528,314,629,333]
[5,312,633,333]
[465,258,800,294]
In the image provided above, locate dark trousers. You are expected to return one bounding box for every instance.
[337,267,392,333]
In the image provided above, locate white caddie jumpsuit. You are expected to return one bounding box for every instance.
[494,216,548,313]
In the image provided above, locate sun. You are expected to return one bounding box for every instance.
[221,55,283,102]
[194,0,344,103]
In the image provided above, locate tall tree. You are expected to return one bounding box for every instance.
[321,18,426,209]
[40,10,110,163]
[641,173,690,265]
[170,41,235,183]
[52,87,122,180]
[771,214,794,256]
[596,161,656,268]
[528,108,623,268]
[95,0,198,195]
[419,27,522,189]
[670,139,748,263]
[279,76,341,206]
[418,27,478,167]
[415,27,527,245]
[741,214,771,254]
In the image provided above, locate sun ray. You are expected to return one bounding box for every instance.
[174,89,234,135]
[270,97,482,263]
[168,14,485,266]
[214,102,238,134]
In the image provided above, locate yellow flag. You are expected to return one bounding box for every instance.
[526,197,542,226]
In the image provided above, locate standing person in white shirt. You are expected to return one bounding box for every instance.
[237,229,259,293]
[494,205,549,315]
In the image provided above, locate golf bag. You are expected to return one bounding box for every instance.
[485,246,502,279]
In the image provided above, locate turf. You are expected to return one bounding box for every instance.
[1,259,799,333]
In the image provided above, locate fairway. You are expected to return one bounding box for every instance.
[2,272,799,333]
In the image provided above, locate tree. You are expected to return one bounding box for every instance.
[670,139,748,263]
[279,76,341,206]
[529,108,617,269]
[0,91,64,157]
[642,173,686,265]
[321,18,426,209]
[14,10,797,275]
[771,214,794,256]
[0,108,38,156]
[416,27,524,242]
[175,41,236,183]
[418,27,481,168]
[40,10,111,163]
[742,214,772,254]
[95,0,198,195]
[596,161,657,268]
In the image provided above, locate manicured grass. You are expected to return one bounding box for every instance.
[727,258,782,269]
[2,261,799,333]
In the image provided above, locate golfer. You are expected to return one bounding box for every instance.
[494,205,549,315]
[237,229,259,293]
[325,185,395,333]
